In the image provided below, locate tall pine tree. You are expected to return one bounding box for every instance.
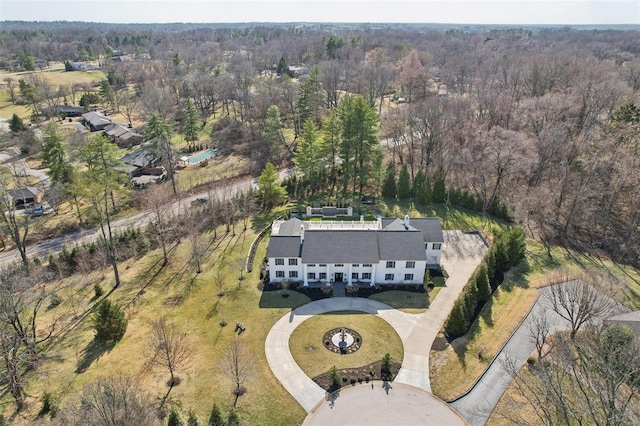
[397,164,411,199]
[183,98,200,150]
[382,162,397,198]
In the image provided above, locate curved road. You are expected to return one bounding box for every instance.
[0,169,293,268]
[450,281,629,426]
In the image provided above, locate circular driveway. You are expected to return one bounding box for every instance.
[303,382,467,426]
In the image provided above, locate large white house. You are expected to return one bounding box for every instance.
[266,216,444,286]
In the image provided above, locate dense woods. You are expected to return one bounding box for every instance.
[4,22,637,265]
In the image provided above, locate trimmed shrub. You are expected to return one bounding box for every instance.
[92,300,127,345]
[444,299,469,337]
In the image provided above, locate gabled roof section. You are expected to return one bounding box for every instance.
[266,236,301,258]
[277,218,308,236]
[121,147,157,168]
[382,218,416,231]
[82,111,112,127]
[7,186,42,199]
[104,123,130,138]
[302,230,379,264]
[377,231,428,261]
[406,218,444,243]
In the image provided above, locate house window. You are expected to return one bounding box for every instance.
[404,274,414,281]
[289,258,298,265]
[289,271,298,278]
[386,261,396,268]
[319,272,327,280]
[432,243,442,250]
[362,272,371,280]
[385,274,394,281]
[275,258,284,265]
[352,272,358,280]
[352,264,360,267]
[275,271,285,278]
[307,272,316,280]
[335,264,344,267]
[363,264,372,267]
[307,264,316,267]
[406,261,415,268]
[319,264,327,267]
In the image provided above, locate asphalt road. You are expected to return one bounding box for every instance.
[0,168,293,268]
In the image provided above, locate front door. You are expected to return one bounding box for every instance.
[334,273,344,282]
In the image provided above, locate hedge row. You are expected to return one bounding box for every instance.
[444,227,526,338]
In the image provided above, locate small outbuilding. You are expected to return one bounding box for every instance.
[7,186,44,208]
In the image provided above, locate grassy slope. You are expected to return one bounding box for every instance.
[430,240,640,401]
[4,223,306,425]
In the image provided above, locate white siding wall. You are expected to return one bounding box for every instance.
[425,242,443,265]
[374,260,427,284]
[268,257,303,283]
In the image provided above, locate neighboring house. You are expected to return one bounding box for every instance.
[43,105,86,119]
[104,123,143,148]
[604,311,640,338]
[82,111,112,132]
[266,216,444,286]
[120,146,162,175]
[7,186,44,208]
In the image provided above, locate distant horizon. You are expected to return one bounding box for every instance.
[1,1,639,26]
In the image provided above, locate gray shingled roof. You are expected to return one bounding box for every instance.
[382,218,416,231]
[377,231,428,261]
[301,230,379,264]
[406,218,444,243]
[82,111,112,127]
[266,236,301,258]
[7,186,42,200]
[277,218,308,236]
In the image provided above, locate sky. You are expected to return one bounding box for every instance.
[0,0,638,25]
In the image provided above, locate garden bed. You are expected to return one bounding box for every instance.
[312,360,402,392]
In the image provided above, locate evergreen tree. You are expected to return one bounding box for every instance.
[168,409,184,426]
[444,299,469,337]
[419,175,433,205]
[146,113,177,194]
[257,162,287,210]
[8,113,27,133]
[463,285,478,323]
[294,118,323,189]
[432,176,446,203]
[381,353,392,376]
[183,98,200,150]
[187,411,199,426]
[397,164,411,199]
[475,262,492,302]
[506,228,526,267]
[381,162,397,198]
[18,48,35,71]
[263,105,287,160]
[276,56,288,76]
[338,95,379,196]
[412,170,425,201]
[321,111,341,194]
[99,79,115,109]
[92,299,128,345]
[207,403,224,426]
[227,409,240,426]
[297,66,323,134]
[40,121,73,184]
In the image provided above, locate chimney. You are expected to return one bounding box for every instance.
[300,225,305,243]
[404,215,410,230]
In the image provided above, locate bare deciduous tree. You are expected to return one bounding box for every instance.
[544,278,616,339]
[143,185,175,266]
[224,337,255,406]
[528,310,555,361]
[144,317,191,387]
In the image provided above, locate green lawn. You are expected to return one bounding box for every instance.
[368,290,429,313]
[289,311,404,379]
[4,223,306,425]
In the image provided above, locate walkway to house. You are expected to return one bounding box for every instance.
[264,230,487,415]
[332,282,346,297]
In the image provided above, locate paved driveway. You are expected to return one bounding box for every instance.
[264,231,487,414]
[303,382,466,426]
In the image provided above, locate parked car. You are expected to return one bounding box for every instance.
[31,205,43,216]
[191,196,208,205]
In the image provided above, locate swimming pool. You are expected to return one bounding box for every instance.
[187,148,218,164]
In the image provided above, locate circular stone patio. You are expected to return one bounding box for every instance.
[302,382,466,426]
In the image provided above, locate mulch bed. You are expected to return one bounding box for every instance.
[312,360,402,392]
